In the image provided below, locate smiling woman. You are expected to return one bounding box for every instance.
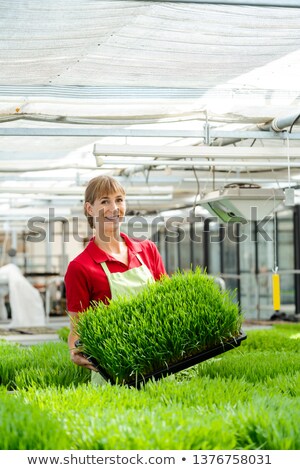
[64,175,167,385]
[84,176,127,262]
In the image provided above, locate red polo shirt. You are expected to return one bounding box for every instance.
[64,232,167,313]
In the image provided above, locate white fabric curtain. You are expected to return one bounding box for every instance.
[0,264,45,327]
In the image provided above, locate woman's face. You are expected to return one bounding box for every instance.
[85,191,126,235]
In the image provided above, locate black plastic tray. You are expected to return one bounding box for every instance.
[82,330,247,389]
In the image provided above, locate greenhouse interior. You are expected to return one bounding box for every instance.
[1,0,300,454]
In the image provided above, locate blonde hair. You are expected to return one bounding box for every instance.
[84,175,126,228]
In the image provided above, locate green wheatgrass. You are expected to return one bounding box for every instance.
[1,325,300,449]
[74,268,243,383]
[0,340,90,390]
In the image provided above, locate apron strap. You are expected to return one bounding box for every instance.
[100,261,111,277]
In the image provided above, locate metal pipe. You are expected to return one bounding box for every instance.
[146,1,300,7]
[122,165,147,177]
[269,112,300,132]
[1,127,299,140]
[212,112,300,146]
[0,162,95,172]
[94,144,300,159]
[211,124,263,146]
[102,159,300,169]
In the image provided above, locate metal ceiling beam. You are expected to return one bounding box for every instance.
[143,0,300,7]
[1,173,295,186]
[0,128,204,138]
[102,159,300,169]
[93,144,300,159]
[0,162,95,172]
[0,127,299,140]
[0,186,173,196]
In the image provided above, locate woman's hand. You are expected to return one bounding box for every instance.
[67,315,99,372]
[69,346,99,372]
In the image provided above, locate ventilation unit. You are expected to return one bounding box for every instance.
[199,185,285,223]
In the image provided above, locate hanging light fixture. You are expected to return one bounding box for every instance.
[198,183,285,223]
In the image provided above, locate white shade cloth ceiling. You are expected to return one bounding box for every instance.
[0,0,300,122]
[0,0,300,221]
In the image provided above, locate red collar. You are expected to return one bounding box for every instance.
[86,232,142,263]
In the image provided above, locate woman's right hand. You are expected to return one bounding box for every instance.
[69,346,99,372]
[67,319,99,372]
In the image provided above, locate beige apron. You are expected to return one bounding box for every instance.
[91,253,154,385]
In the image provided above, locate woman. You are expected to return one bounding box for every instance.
[64,175,167,382]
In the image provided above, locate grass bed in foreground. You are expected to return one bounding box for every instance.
[0,340,90,390]
[0,324,300,449]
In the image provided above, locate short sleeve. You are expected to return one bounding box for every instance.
[149,241,167,280]
[64,261,91,313]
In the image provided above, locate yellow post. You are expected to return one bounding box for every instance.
[272,273,281,312]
